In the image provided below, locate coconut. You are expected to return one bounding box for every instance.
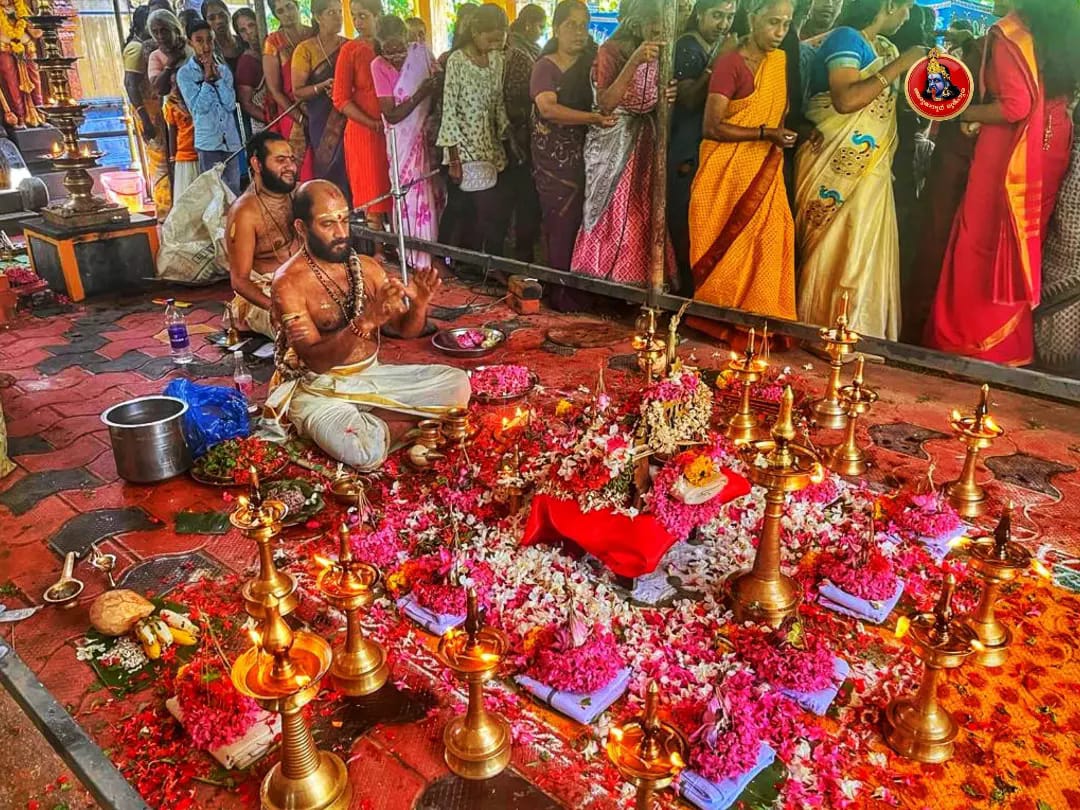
[89,589,155,636]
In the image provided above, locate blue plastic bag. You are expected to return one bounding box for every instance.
[163,379,250,458]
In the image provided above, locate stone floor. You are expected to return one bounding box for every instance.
[2,278,1080,808]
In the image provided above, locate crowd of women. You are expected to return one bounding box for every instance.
[122,0,1080,375]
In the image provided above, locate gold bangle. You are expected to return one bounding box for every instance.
[874,72,889,90]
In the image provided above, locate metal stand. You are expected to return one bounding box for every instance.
[386,123,410,287]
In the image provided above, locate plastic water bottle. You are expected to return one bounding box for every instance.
[233,350,253,399]
[164,298,193,364]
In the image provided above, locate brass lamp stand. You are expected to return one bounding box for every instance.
[823,355,878,476]
[316,524,390,696]
[31,1,128,228]
[732,387,823,627]
[810,292,859,430]
[884,575,976,763]
[606,681,689,810]
[724,327,768,445]
[436,589,511,780]
[967,506,1031,667]
[943,385,1005,518]
[231,595,351,810]
[231,468,298,619]
[632,307,667,381]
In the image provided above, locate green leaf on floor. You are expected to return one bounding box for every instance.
[175,510,231,535]
[737,758,785,809]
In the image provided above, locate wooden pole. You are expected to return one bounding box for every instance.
[253,0,270,41]
[646,0,678,309]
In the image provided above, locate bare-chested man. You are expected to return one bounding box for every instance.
[267,180,470,469]
[225,130,299,338]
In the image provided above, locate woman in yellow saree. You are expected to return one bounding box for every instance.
[794,0,924,340]
[688,0,798,340]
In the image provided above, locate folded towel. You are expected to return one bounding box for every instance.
[396,595,465,636]
[921,525,966,563]
[780,656,850,716]
[515,667,631,725]
[819,578,904,625]
[680,743,776,810]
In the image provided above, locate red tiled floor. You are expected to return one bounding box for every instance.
[15,434,111,474]
[42,414,111,449]
[344,737,427,810]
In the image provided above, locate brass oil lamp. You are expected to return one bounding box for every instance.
[823,355,879,476]
[435,589,511,780]
[943,384,1005,518]
[733,387,823,627]
[884,574,976,763]
[811,292,859,430]
[966,505,1031,667]
[632,307,667,382]
[315,524,390,696]
[606,680,689,810]
[724,327,769,445]
[231,594,351,810]
[231,468,298,620]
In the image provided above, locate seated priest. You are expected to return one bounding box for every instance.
[267,180,470,469]
[224,130,299,338]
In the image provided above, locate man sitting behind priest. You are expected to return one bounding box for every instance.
[225,130,299,338]
[268,180,470,469]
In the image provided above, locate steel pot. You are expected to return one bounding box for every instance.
[101,395,191,483]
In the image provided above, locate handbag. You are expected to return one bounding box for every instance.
[459,159,497,193]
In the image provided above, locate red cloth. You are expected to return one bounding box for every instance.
[522,467,751,578]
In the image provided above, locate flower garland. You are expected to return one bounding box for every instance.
[523,624,624,693]
[538,421,636,513]
[638,369,713,457]
[173,650,262,751]
[731,621,837,692]
[0,1,31,55]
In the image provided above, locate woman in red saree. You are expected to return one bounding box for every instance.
[925,1,1078,366]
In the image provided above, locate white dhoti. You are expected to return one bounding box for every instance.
[231,271,275,339]
[267,357,470,470]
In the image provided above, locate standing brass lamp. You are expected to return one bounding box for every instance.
[811,292,859,430]
[943,384,1005,518]
[231,468,298,619]
[967,506,1031,667]
[632,307,667,381]
[316,524,390,696]
[232,594,350,810]
[823,355,878,476]
[31,0,128,228]
[884,575,976,763]
[732,387,823,627]
[436,589,511,780]
[724,327,768,445]
[606,681,689,810]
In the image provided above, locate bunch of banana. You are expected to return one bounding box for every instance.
[134,610,200,659]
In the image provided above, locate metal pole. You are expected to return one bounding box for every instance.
[0,641,152,810]
[110,0,126,46]
[646,0,677,309]
[386,122,410,286]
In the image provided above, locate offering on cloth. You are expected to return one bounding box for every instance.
[515,668,632,725]
[396,595,465,636]
[166,696,279,770]
[819,578,905,625]
[731,618,837,694]
[680,742,776,810]
[881,486,965,562]
[780,657,851,716]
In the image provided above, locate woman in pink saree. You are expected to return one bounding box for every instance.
[570,0,675,284]
[371,16,444,270]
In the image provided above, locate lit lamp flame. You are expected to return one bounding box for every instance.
[294,673,311,688]
[608,726,625,744]
[970,639,986,653]
[1031,559,1052,580]
[478,651,500,664]
[894,615,911,640]
[313,554,335,571]
[948,535,970,550]
[248,628,262,648]
[670,751,685,771]
[983,415,999,433]
[950,409,962,423]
